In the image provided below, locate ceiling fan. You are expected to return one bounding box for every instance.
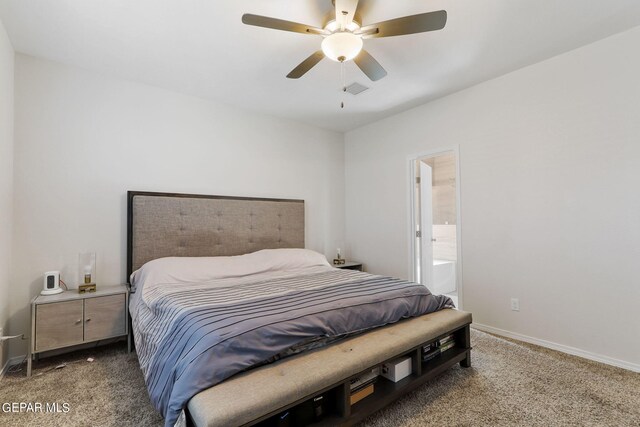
[242,0,447,82]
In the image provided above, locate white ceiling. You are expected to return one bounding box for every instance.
[1,0,640,132]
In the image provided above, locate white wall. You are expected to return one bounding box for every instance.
[345,26,640,368]
[9,55,345,358]
[0,18,14,371]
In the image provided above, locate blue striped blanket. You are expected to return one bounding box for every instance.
[130,266,454,427]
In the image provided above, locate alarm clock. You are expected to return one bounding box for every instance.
[42,271,63,295]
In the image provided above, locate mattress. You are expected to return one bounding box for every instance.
[129,249,454,427]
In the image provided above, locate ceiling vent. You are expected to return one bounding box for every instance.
[345,82,369,95]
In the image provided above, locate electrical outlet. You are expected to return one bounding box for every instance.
[510,298,520,311]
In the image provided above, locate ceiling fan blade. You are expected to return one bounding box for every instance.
[286,51,325,79]
[242,14,326,35]
[359,10,447,38]
[353,50,387,81]
[335,0,359,30]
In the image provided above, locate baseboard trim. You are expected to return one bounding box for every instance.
[0,354,28,380]
[472,323,640,373]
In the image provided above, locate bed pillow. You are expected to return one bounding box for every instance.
[130,248,330,290]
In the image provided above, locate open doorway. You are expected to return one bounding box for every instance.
[409,148,462,308]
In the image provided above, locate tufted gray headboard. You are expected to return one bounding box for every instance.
[126,191,305,279]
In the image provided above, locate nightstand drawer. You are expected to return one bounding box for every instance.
[35,300,84,352]
[84,294,126,341]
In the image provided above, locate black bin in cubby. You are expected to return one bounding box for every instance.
[291,393,328,425]
[254,390,334,427]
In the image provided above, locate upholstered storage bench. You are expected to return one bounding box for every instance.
[186,308,472,427]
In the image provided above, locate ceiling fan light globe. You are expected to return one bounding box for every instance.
[321,32,363,62]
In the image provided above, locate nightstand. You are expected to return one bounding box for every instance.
[334,261,364,271]
[29,284,129,376]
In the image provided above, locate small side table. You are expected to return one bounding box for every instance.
[334,261,364,271]
[29,284,129,376]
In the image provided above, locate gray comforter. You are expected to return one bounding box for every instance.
[130,267,453,427]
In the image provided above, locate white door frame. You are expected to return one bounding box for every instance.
[407,145,464,309]
[419,161,434,289]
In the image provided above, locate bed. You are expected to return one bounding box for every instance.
[127,191,472,427]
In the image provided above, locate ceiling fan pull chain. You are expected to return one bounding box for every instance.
[341,60,346,109]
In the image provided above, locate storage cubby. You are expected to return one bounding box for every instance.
[252,384,345,427]
[247,324,471,427]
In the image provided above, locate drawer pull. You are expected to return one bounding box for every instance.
[85,318,92,322]
[75,319,82,324]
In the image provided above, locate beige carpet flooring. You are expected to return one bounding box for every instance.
[1,329,638,427]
